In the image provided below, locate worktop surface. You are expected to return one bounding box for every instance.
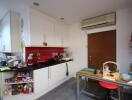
[0,59,73,72]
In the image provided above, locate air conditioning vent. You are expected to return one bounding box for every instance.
[81,13,116,30]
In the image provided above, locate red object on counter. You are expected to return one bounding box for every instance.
[25,47,64,64]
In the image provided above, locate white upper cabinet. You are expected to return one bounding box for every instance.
[0,11,21,52]
[54,23,63,46]
[29,8,68,47]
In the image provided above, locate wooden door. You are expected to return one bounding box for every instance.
[88,30,116,70]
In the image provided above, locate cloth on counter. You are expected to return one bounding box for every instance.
[0,66,10,71]
[82,67,96,72]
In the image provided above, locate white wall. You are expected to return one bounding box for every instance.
[116,8,132,73]
[18,7,31,46]
[10,5,31,46]
[68,24,87,76]
[68,8,132,76]
[0,21,2,51]
[10,11,22,52]
[0,12,11,52]
[1,0,31,46]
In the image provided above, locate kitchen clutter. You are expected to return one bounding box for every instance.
[3,71,33,96]
[62,47,73,61]
[102,61,132,82]
[0,52,27,71]
[0,47,73,71]
[26,47,73,66]
[121,73,132,82]
[27,53,34,66]
[103,61,120,81]
[3,83,33,96]
[0,53,8,66]
[5,71,33,83]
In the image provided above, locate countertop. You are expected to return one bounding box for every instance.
[0,59,73,72]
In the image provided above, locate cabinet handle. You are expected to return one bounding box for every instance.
[89,56,92,61]
[66,63,69,76]
[48,67,51,79]
[48,68,49,79]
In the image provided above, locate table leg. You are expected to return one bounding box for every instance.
[0,73,3,100]
[76,73,80,100]
[118,86,121,100]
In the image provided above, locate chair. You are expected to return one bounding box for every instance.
[99,61,119,100]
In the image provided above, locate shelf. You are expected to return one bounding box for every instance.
[4,81,34,85]
[17,76,32,78]
[3,93,34,98]
[1,70,34,100]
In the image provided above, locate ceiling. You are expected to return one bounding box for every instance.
[30,0,132,24]
[0,0,132,24]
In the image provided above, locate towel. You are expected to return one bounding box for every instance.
[0,66,10,71]
[82,67,96,72]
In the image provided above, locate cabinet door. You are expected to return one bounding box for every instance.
[34,67,48,94]
[66,61,73,77]
[48,64,60,86]
[54,22,68,47]
[44,21,55,46]
[30,10,45,45]
[58,63,67,81]
[54,23,63,46]
[30,9,54,46]
[49,63,66,86]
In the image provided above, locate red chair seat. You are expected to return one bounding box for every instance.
[99,81,118,90]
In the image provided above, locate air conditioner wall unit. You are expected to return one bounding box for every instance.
[81,13,116,30]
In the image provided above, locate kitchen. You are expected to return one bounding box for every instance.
[0,0,132,100]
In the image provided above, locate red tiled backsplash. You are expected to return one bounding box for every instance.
[25,47,64,64]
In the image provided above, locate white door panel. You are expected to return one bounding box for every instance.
[34,67,48,94]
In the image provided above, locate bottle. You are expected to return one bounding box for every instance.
[3,87,9,96]
[23,84,29,94]
[28,84,32,93]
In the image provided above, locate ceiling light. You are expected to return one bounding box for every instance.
[33,2,40,6]
[60,18,64,20]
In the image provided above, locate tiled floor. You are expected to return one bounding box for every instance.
[37,78,132,100]
[37,78,94,100]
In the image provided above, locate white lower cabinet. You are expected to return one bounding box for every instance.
[34,61,72,99]
[34,67,49,98]
[49,63,67,86]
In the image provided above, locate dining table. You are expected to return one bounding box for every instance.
[76,70,132,100]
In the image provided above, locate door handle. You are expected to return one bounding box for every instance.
[89,56,92,61]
